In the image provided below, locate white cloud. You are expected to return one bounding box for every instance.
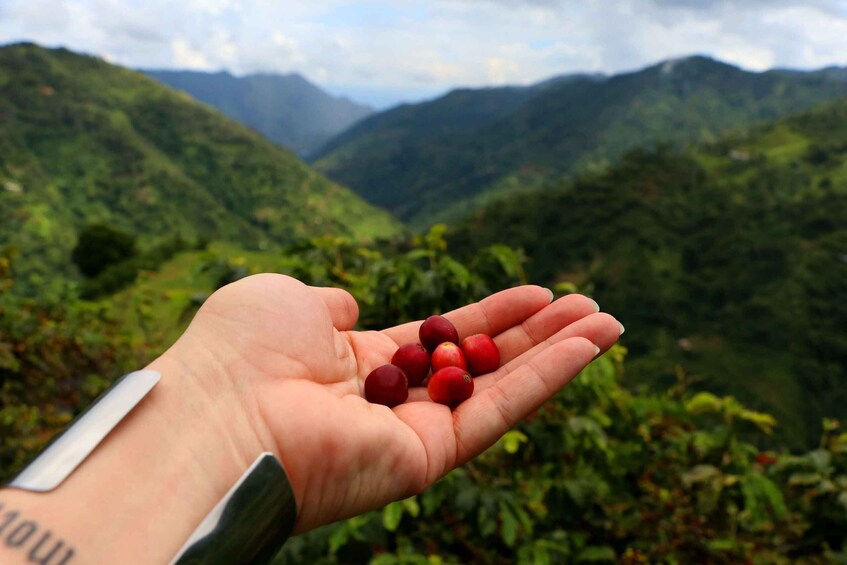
[1,0,846,107]
[171,37,211,69]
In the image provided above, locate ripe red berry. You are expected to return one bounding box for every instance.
[756,453,778,466]
[431,342,467,372]
[419,315,459,352]
[428,366,474,407]
[460,334,501,376]
[364,364,408,407]
[391,343,430,387]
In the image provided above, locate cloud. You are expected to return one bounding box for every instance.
[1,0,846,107]
[171,38,211,69]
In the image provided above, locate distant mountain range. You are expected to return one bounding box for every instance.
[144,69,374,158]
[312,56,847,225]
[0,43,401,282]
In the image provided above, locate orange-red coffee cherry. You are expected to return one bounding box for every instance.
[364,364,408,407]
[431,342,467,372]
[428,366,474,407]
[419,315,459,352]
[460,334,501,376]
[391,343,431,387]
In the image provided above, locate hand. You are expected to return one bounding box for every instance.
[174,274,623,533]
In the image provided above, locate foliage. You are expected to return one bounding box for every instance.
[197,225,527,329]
[0,227,525,477]
[0,250,155,478]
[275,348,847,564]
[314,56,847,225]
[71,223,137,277]
[1,230,844,563]
[0,42,402,290]
[78,234,193,298]
[449,98,847,449]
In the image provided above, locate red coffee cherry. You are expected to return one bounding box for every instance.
[428,366,474,407]
[391,343,431,387]
[419,315,459,352]
[431,342,467,372]
[364,364,408,407]
[460,334,501,376]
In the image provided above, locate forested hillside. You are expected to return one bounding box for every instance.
[0,43,401,287]
[145,69,373,158]
[450,97,847,448]
[314,56,847,225]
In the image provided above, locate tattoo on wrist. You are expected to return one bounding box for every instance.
[0,503,75,564]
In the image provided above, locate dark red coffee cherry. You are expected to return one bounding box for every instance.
[419,315,459,352]
[365,364,408,407]
[391,343,431,387]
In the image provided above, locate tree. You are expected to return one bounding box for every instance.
[71,224,137,278]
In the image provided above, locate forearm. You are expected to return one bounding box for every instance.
[0,345,274,564]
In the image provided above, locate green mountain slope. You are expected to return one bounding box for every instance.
[144,69,373,158]
[313,56,847,225]
[0,43,402,284]
[449,97,847,448]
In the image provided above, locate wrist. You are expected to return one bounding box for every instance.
[1,342,272,564]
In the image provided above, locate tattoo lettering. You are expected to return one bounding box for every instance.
[0,503,75,564]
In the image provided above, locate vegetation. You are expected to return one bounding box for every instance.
[313,56,847,226]
[0,43,402,291]
[1,233,844,564]
[71,224,138,278]
[278,351,847,564]
[450,97,847,449]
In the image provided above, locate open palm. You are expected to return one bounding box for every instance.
[181,274,622,533]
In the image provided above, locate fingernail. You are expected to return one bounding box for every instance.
[588,298,600,312]
[593,345,601,356]
[545,288,554,302]
[618,322,626,335]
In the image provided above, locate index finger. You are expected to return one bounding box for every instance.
[381,285,553,345]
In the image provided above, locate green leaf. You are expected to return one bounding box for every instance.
[808,449,832,471]
[500,501,518,547]
[736,408,777,434]
[686,392,722,414]
[402,496,421,518]
[382,501,404,532]
[554,281,579,295]
[478,506,497,537]
[501,430,529,454]
[741,474,787,524]
[788,472,823,486]
[328,524,350,554]
[576,545,616,562]
[706,539,736,551]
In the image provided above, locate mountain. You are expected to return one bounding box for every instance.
[448,96,847,448]
[144,69,373,158]
[312,56,847,225]
[0,43,402,284]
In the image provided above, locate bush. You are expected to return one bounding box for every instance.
[71,224,137,278]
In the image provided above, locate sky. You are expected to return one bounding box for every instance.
[2,0,847,108]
